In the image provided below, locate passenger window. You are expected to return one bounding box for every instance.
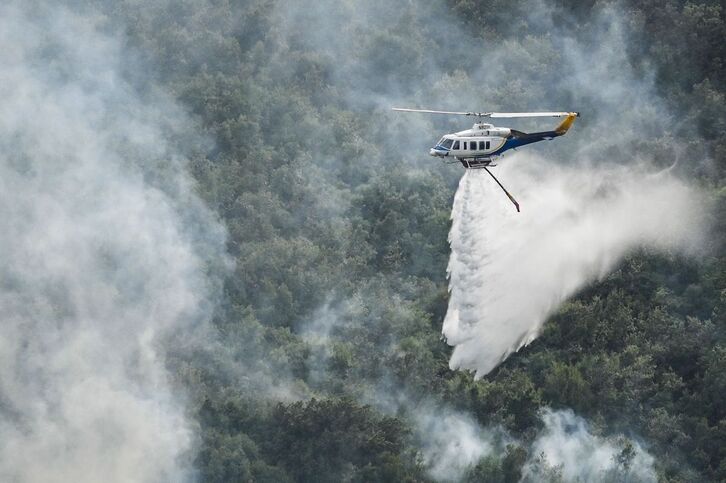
[486,141,490,149]
[463,141,468,150]
[453,141,460,150]
[479,141,486,150]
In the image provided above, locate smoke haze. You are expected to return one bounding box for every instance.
[414,406,499,481]
[0,3,225,481]
[0,0,716,481]
[267,2,711,385]
[270,0,711,477]
[522,409,657,482]
[299,293,662,481]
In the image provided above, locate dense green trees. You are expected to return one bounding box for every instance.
[94,0,726,480]
[196,397,424,482]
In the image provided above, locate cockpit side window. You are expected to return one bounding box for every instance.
[442,138,453,149]
[452,140,460,150]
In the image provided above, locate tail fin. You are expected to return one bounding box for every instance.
[555,112,579,135]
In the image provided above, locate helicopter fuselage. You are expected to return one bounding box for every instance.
[392,108,579,210]
[430,114,577,168]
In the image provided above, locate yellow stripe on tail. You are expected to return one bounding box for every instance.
[555,112,579,134]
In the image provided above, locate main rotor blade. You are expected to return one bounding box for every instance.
[393,108,578,119]
[489,112,577,118]
[392,108,486,117]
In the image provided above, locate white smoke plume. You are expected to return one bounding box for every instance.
[444,155,705,377]
[414,406,500,482]
[394,398,657,482]
[413,405,658,482]
[522,409,657,482]
[0,3,226,482]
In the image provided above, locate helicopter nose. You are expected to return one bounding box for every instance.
[430,148,443,157]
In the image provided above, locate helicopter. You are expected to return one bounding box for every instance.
[392,108,580,212]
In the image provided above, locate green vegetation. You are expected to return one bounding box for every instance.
[101,0,724,480]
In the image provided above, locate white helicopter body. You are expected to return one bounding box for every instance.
[392,108,580,210]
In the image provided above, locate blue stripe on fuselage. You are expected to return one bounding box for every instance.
[491,138,527,156]
[491,131,560,156]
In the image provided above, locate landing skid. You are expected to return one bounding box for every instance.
[461,158,494,169]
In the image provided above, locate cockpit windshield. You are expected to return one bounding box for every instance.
[439,138,453,149]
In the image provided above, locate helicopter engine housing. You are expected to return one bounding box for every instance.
[487,127,511,137]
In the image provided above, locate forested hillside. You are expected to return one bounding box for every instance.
[91,0,725,481]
